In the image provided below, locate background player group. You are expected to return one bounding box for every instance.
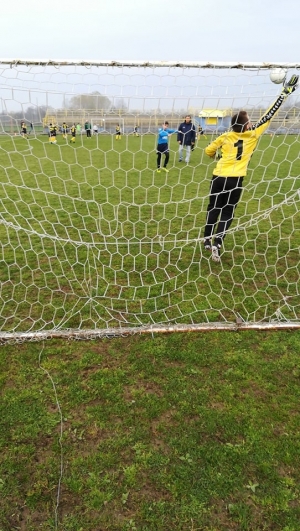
[44,117,205,156]
[156,115,206,172]
[45,121,141,143]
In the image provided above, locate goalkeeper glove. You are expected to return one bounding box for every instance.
[282,74,299,96]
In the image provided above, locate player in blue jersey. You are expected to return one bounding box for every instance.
[156,121,178,173]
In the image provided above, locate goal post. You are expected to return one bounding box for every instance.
[0,59,300,341]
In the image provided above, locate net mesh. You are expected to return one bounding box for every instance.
[0,60,300,338]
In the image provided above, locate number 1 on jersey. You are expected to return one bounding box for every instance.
[234,139,244,160]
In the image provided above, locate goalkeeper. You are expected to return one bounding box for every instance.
[203,74,299,263]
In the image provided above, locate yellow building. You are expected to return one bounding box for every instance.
[198,109,231,132]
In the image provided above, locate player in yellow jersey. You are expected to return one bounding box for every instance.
[49,123,57,144]
[70,124,76,143]
[62,122,68,139]
[21,121,28,138]
[115,124,121,140]
[203,74,299,262]
[197,126,207,140]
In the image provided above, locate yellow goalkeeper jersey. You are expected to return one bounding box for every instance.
[205,93,285,177]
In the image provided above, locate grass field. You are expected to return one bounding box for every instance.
[1,133,300,530]
[0,132,300,334]
[1,331,300,530]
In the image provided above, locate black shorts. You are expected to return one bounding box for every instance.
[210,175,244,194]
[156,143,169,154]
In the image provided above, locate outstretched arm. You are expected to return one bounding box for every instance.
[252,74,298,131]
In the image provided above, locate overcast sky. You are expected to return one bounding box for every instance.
[1,0,300,64]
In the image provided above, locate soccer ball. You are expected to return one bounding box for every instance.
[269,68,287,84]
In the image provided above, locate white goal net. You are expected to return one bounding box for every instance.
[0,59,300,340]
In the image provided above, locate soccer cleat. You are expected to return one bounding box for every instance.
[204,239,212,251]
[156,169,161,173]
[211,245,221,263]
[178,159,183,162]
[162,167,169,173]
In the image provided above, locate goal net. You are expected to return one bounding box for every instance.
[0,59,300,340]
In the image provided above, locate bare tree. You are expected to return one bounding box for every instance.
[111,98,128,114]
[66,92,111,111]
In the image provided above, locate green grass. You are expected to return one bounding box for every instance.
[1,135,300,530]
[0,133,300,334]
[1,331,300,530]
